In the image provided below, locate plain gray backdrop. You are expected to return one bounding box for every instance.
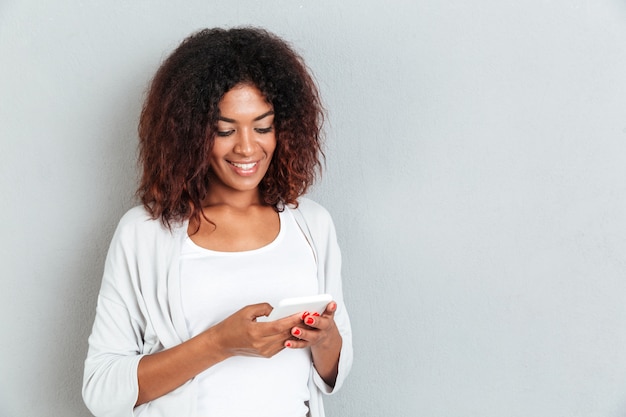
[2,1,626,416]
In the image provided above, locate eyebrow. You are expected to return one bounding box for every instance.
[218,110,275,123]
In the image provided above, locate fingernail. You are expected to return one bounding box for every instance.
[312,312,320,317]
[305,316,315,326]
[301,311,310,320]
[285,341,292,348]
[293,328,302,337]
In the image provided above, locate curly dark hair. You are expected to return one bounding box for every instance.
[137,27,324,228]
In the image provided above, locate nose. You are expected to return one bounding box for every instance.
[233,128,254,155]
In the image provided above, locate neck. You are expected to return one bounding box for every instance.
[202,187,265,210]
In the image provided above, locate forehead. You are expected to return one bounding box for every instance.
[218,84,272,118]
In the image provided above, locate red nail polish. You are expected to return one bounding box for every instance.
[285,341,292,348]
[312,312,320,317]
[305,317,314,326]
[293,328,302,336]
[301,311,310,320]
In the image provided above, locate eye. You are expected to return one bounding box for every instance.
[255,127,274,134]
[216,130,234,137]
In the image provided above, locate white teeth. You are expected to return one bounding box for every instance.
[231,161,256,170]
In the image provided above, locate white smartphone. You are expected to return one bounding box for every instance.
[256,294,333,322]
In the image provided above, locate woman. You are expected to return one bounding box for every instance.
[83,27,352,417]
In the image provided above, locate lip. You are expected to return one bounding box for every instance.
[228,160,260,176]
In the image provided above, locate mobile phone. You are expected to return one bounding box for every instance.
[256,294,333,322]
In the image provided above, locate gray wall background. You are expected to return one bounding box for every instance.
[2,1,626,416]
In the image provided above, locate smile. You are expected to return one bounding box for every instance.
[229,161,257,170]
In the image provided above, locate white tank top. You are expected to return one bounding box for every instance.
[179,208,318,417]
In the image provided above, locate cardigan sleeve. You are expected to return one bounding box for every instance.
[82,298,144,417]
[82,209,150,417]
[297,199,353,395]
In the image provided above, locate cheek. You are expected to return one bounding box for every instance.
[209,142,228,163]
[207,151,218,167]
[265,136,277,156]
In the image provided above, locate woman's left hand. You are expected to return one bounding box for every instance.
[286,301,343,387]
[286,301,340,349]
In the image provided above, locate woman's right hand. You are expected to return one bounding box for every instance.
[208,303,302,359]
[136,302,301,406]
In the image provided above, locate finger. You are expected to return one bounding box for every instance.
[302,309,337,331]
[245,303,274,320]
[275,313,306,329]
[303,314,317,328]
[303,314,332,329]
[290,326,323,344]
[257,313,303,336]
[285,338,311,349]
[302,301,337,323]
[291,326,306,340]
[249,329,292,352]
[323,301,338,316]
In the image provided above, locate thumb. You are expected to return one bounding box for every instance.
[324,301,338,316]
[243,302,274,319]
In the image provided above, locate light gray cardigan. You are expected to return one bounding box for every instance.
[83,198,353,417]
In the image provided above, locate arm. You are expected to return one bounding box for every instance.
[285,302,343,387]
[135,324,227,406]
[293,198,354,392]
[83,209,305,414]
[135,303,302,405]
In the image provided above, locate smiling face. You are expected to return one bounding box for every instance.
[207,83,276,202]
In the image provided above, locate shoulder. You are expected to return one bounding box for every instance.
[117,205,155,226]
[292,197,332,221]
[114,205,186,241]
[288,197,336,236]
